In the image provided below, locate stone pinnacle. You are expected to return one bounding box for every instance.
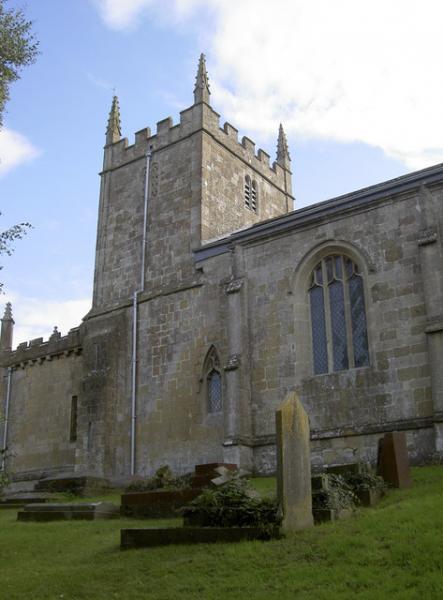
[106,95,121,145]
[2,302,13,321]
[276,123,291,170]
[194,53,210,105]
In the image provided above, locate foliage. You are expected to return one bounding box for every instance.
[0,0,39,127]
[125,465,192,492]
[344,471,386,494]
[0,467,442,599]
[312,474,357,510]
[0,215,32,292]
[181,478,281,533]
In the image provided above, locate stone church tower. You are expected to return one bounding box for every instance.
[2,55,443,484]
[79,54,293,477]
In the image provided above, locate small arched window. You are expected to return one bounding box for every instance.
[309,254,369,374]
[244,176,258,213]
[202,346,223,413]
[207,370,222,413]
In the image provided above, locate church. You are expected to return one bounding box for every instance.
[1,55,442,484]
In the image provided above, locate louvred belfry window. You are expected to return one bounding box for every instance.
[244,176,258,213]
[251,180,257,212]
[244,175,251,208]
[309,255,369,374]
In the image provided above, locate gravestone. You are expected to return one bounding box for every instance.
[378,431,412,488]
[276,392,313,531]
[17,502,119,522]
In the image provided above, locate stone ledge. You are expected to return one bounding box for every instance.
[253,415,435,446]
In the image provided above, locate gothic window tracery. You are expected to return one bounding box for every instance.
[202,346,223,413]
[309,254,369,374]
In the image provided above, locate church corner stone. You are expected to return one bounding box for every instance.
[276,392,313,532]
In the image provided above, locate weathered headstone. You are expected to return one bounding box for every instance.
[276,392,313,531]
[378,431,412,488]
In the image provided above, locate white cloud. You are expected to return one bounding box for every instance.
[93,0,209,30]
[0,128,41,176]
[87,72,114,91]
[94,0,443,170]
[93,0,155,30]
[2,293,91,348]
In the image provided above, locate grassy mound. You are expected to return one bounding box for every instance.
[0,466,442,599]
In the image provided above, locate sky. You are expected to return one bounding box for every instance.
[1,0,443,346]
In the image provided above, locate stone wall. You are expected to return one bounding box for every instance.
[93,101,292,312]
[0,329,82,479]
[195,178,443,472]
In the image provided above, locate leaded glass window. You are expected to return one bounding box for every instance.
[309,254,369,374]
[207,370,222,413]
[202,346,223,414]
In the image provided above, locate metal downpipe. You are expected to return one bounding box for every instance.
[130,150,151,476]
[1,367,12,471]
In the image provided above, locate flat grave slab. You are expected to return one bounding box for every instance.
[17,502,119,522]
[121,489,202,518]
[313,508,354,524]
[121,526,280,549]
[35,475,110,496]
[1,493,52,504]
[0,503,25,511]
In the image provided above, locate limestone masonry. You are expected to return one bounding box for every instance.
[1,55,443,483]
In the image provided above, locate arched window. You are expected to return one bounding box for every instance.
[244,176,258,213]
[202,346,223,413]
[309,254,369,374]
[207,370,222,413]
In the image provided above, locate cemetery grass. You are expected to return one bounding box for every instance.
[0,467,442,600]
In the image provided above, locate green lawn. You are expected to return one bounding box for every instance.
[0,467,442,600]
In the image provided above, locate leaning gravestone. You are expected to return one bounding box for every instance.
[378,431,412,488]
[276,392,313,531]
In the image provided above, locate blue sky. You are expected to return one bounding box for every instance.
[1,0,441,345]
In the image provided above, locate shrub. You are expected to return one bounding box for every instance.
[181,478,281,535]
[125,465,192,492]
[344,471,386,494]
[312,474,357,510]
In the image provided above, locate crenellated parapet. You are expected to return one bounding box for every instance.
[1,326,82,369]
[102,102,288,191]
[101,54,291,193]
[210,116,289,190]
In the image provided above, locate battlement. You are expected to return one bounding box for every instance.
[103,102,288,191]
[1,326,82,369]
[213,120,287,187]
